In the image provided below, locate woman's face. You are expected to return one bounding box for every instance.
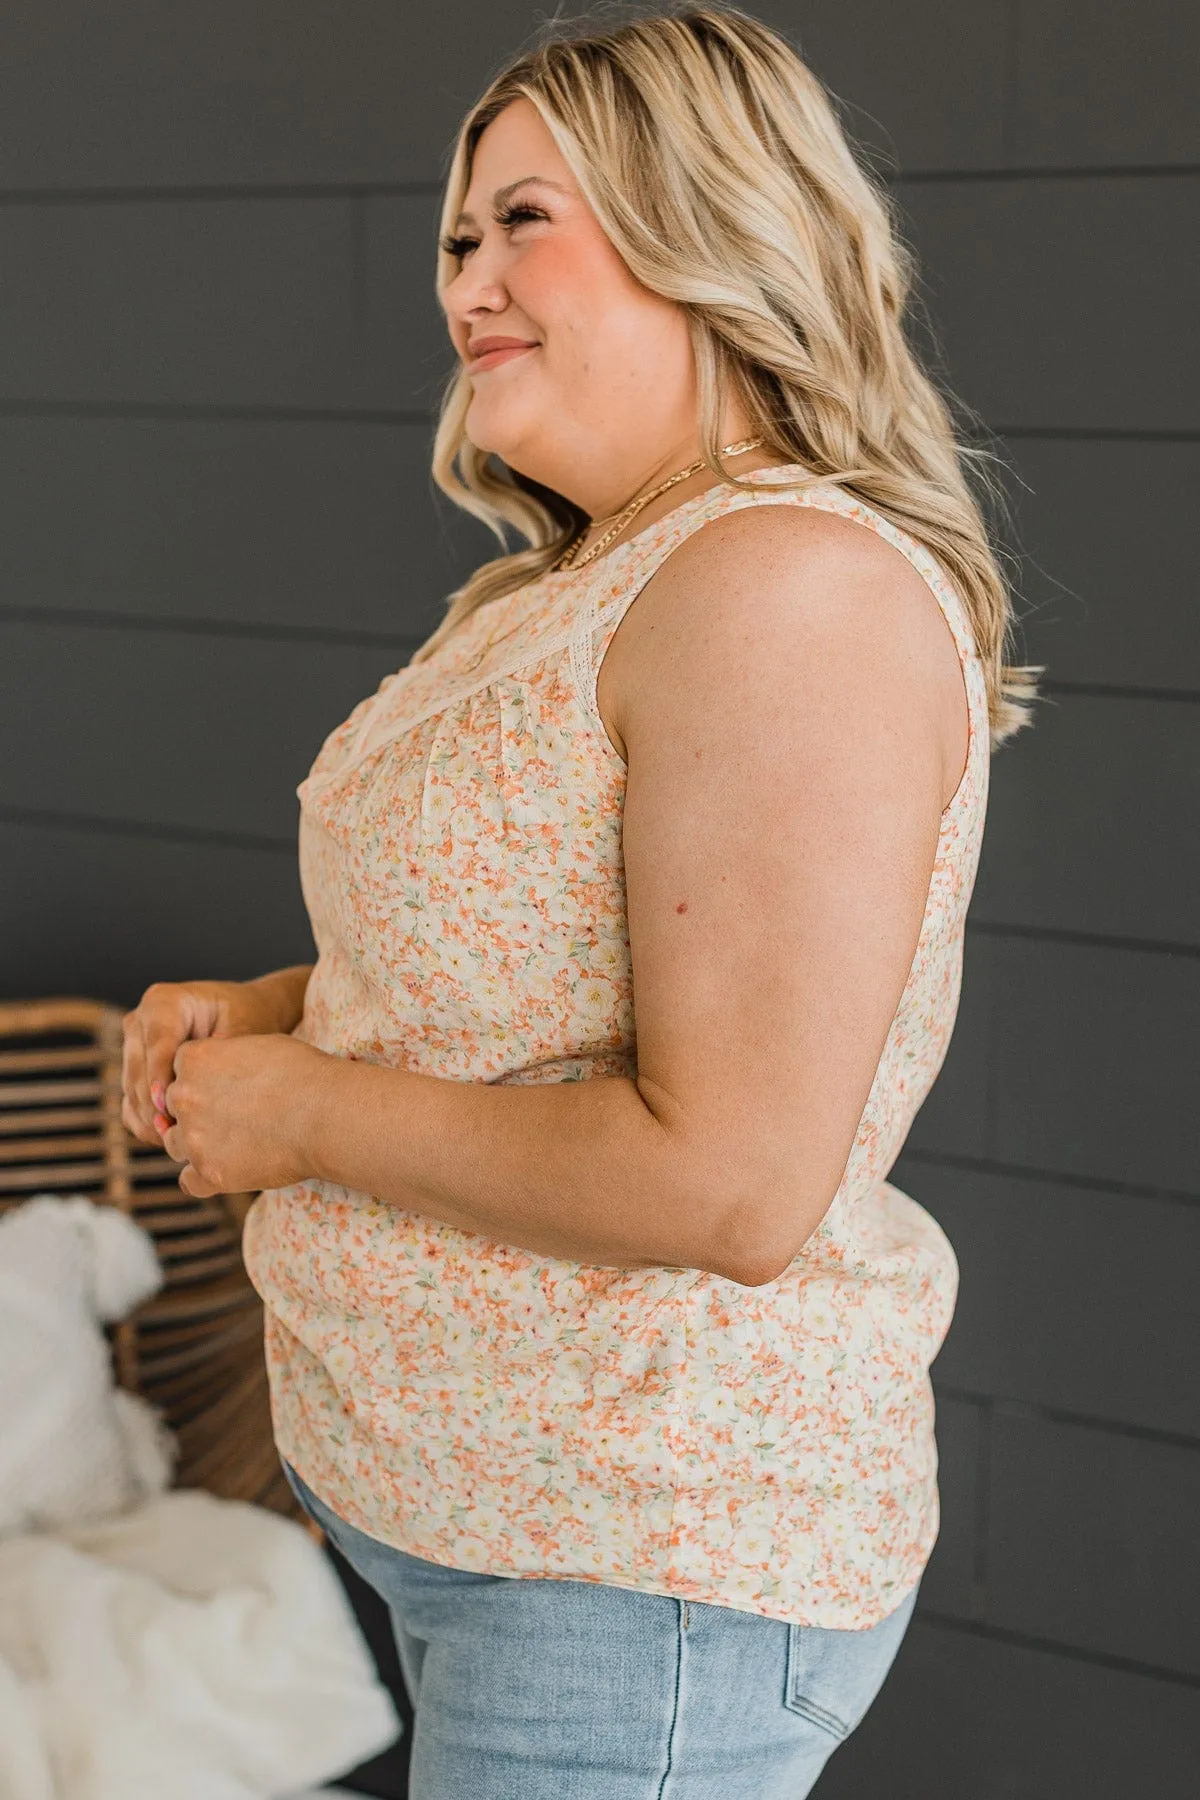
[439,97,700,512]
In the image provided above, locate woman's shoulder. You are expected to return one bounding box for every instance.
[597,483,975,815]
[612,482,970,684]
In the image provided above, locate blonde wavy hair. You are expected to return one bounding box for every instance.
[414,0,1042,747]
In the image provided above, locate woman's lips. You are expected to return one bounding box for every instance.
[467,343,538,373]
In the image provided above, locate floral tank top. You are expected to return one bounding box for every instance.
[241,465,990,1630]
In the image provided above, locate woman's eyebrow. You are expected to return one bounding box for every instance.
[454,177,570,228]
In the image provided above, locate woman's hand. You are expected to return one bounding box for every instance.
[158,1032,335,1200]
[121,978,300,1148]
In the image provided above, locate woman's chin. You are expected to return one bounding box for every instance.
[465,404,537,463]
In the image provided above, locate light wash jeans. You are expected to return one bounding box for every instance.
[283,1460,917,1800]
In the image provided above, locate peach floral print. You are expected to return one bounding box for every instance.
[242,467,988,1629]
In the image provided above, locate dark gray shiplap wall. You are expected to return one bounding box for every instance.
[1,5,1196,1796]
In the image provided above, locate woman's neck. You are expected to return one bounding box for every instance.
[571,445,799,566]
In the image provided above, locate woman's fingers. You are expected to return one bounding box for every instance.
[120,1009,157,1138]
[121,985,187,1141]
[178,1161,222,1200]
[143,1017,183,1116]
[120,1087,161,1148]
[160,1120,185,1162]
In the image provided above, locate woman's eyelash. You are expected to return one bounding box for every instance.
[440,204,547,259]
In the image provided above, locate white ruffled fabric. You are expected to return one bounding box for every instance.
[0,1196,399,1799]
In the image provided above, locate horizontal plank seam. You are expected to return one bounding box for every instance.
[0,803,295,853]
[966,919,1200,959]
[993,425,1200,442]
[897,1147,1200,1208]
[916,1609,1200,1691]
[899,162,1200,184]
[1,402,1196,442]
[1037,681,1200,703]
[0,166,1194,204]
[0,180,440,205]
[0,399,436,424]
[0,604,426,650]
[934,1387,1200,1455]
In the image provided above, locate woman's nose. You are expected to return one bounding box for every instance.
[446,254,510,320]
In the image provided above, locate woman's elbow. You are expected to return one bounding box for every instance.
[699,1181,835,1287]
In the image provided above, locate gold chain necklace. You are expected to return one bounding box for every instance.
[554,437,764,573]
[461,438,764,673]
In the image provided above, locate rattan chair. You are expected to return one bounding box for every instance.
[0,995,303,1521]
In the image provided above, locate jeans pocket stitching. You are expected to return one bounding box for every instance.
[783,1587,919,1741]
[783,1623,853,1739]
[782,1690,851,1739]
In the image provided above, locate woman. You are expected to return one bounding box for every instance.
[121,6,1039,1794]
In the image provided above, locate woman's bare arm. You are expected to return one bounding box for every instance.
[242,963,314,1034]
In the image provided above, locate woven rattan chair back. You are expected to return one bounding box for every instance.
[0,995,299,1519]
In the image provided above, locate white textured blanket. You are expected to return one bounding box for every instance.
[0,1488,400,1800]
[0,1196,399,1798]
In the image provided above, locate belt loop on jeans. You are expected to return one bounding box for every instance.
[682,1601,691,1630]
